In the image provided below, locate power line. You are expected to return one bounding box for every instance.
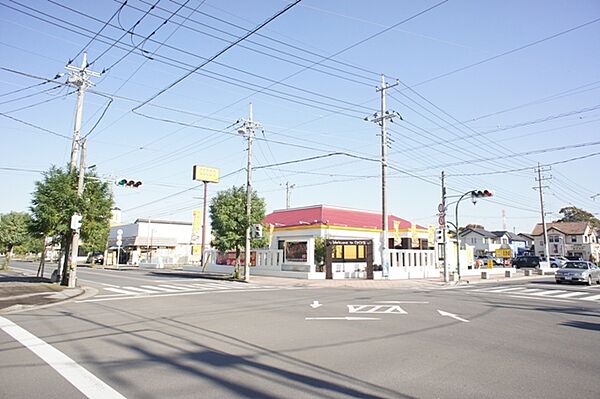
[131,0,302,112]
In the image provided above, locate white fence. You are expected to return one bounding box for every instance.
[201,249,439,280]
[388,249,439,279]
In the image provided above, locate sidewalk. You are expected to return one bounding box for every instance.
[0,269,83,313]
[154,267,550,289]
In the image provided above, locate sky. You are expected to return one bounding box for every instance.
[1,0,599,235]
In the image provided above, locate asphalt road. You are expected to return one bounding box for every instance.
[2,262,599,398]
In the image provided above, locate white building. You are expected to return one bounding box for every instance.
[107,219,194,266]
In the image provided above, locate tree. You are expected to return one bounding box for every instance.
[314,237,326,271]
[555,206,600,229]
[209,186,266,277]
[0,212,31,269]
[29,166,113,282]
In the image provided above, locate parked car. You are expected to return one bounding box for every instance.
[565,255,584,261]
[512,255,541,268]
[541,256,568,268]
[555,261,600,285]
[86,252,104,264]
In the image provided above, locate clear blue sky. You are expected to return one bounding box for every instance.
[1,0,599,234]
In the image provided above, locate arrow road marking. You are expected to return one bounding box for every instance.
[437,309,470,323]
[310,300,322,309]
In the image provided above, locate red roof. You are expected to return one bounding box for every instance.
[264,205,424,231]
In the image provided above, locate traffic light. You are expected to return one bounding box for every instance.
[70,213,82,230]
[435,228,444,242]
[471,190,493,204]
[116,178,142,188]
[251,224,263,239]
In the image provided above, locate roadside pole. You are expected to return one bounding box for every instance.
[68,139,86,288]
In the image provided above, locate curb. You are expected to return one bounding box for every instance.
[1,285,89,315]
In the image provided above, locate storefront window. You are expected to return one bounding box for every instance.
[332,244,367,262]
[285,241,307,262]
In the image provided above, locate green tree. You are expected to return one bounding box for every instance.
[209,186,266,277]
[29,166,113,282]
[0,212,31,269]
[555,206,600,229]
[314,236,326,272]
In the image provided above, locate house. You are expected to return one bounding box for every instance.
[459,227,499,256]
[459,228,527,258]
[531,222,600,261]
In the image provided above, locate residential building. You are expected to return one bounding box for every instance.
[531,222,600,261]
[459,228,528,258]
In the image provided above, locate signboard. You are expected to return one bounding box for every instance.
[495,248,512,258]
[192,165,220,183]
[191,209,202,243]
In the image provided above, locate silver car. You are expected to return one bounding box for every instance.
[555,261,600,285]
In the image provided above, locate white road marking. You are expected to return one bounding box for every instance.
[120,286,156,294]
[104,287,140,295]
[140,285,176,292]
[156,284,195,291]
[484,287,529,293]
[529,290,568,297]
[579,294,600,301]
[375,301,429,304]
[437,310,469,323]
[310,301,322,309]
[0,316,126,399]
[507,295,574,303]
[553,291,591,299]
[305,317,380,321]
[347,305,407,314]
[77,287,293,303]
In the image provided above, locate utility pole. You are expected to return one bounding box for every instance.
[440,171,448,282]
[535,162,552,263]
[68,139,86,287]
[366,75,401,277]
[65,52,100,171]
[238,103,262,281]
[284,181,295,209]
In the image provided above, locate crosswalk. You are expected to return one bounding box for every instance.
[471,284,600,303]
[79,280,297,303]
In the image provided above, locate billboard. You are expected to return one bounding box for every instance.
[192,165,220,183]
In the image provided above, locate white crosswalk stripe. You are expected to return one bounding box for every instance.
[473,284,600,302]
[92,280,295,300]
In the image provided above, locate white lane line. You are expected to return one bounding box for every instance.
[120,286,156,294]
[156,284,194,291]
[76,287,289,303]
[553,291,590,299]
[579,294,600,301]
[190,282,228,290]
[305,317,380,321]
[507,295,574,303]
[140,285,178,293]
[0,316,126,399]
[104,287,140,295]
[529,290,568,297]
[483,287,529,293]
